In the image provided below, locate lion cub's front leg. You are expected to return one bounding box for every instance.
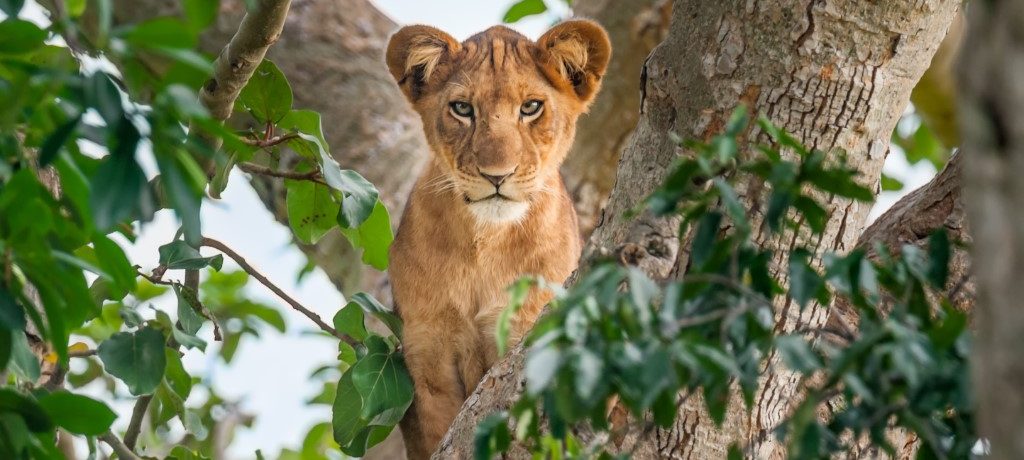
[399,308,482,459]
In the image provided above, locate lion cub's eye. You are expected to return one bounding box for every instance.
[449,101,474,119]
[520,100,544,118]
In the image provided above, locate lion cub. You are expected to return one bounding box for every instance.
[385,21,610,458]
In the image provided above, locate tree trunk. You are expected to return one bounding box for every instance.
[562,0,670,235]
[960,0,1024,457]
[437,1,960,458]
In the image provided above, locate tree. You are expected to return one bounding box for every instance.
[0,0,984,459]
[960,0,1024,457]
[437,1,962,457]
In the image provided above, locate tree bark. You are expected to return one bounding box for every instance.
[960,0,1024,457]
[825,150,971,345]
[437,1,960,458]
[562,0,670,235]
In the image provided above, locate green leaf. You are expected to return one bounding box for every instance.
[347,292,401,339]
[497,278,530,357]
[927,230,950,288]
[0,389,52,432]
[0,20,47,54]
[184,0,219,31]
[278,109,328,148]
[97,328,167,395]
[332,371,367,446]
[350,336,414,422]
[119,18,197,49]
[286,180,339,245]
[155,147,205,247]
[338,200,393,270]
[502,0,546,23]
[89,122,145,231]
[37,391,116,435]
[9,331,40,382]
[690,212,722,268]
[342,424,393,457]
[774,335,821,373]
[238,59,292,123]
[158,241,224,271]
[92,234,137,299]
[333,303,367,342]
[0,0,25,15]
[525,347,562,396]
[0,287,26,330]
[173,285,204,335]
[880,173,903,191]
[793,195,827,234]
[172,327,207,351]
[474,412,511,460]
[85,72,124,126]
[334,169,379,229]
[163,348,192,399]
[788,250,823,308]
[38,115,81,167]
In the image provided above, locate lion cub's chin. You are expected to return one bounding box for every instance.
[467,198,530,224]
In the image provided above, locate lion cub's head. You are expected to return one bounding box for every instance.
[386,21,610,223]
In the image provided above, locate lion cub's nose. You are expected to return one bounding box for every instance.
[478,168,514,187]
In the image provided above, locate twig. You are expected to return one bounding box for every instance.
[69,349,97,358]
[242,132,298,148]
[237,162,324,183]
[136,268,176,286]
[122,394,153,451]
[200,237,356,346]
[188,0,294,173]
[99,431,142,460]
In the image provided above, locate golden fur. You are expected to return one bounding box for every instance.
[385,21,611,459]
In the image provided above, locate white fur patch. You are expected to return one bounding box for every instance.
[468,199,530,224]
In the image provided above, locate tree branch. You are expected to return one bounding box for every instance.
[122,394,153,451]
[99,431,143,460]
[825,150,970,346]
[189,0,293,167]
[237,162,324,183]
[241,132,299,148]
[200,237,356,346]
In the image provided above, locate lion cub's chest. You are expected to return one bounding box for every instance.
[433,233,541,320]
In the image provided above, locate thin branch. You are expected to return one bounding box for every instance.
[188,0,294,173]
[200,237,356,346]
[69,349,96,358]
[242,132,299,148]
[122,394,153,451]
[136,268,176,287]
[99,431,142,460]
[237,162,324,183]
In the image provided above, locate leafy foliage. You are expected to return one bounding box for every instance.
[0,3,402,458]
[477,109,973,459]
[502,0,572,23]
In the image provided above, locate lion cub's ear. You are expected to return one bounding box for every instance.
[386,25,461,102]
[537,20,611,104]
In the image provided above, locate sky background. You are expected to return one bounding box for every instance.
[11,0,936,457]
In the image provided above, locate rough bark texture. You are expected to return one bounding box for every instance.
[436,1,959,458]
[563,0,670,235]
[826,150,971,344]
[960,0,1024,458]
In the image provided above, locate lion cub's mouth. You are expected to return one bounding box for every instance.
[463,193,515,204]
